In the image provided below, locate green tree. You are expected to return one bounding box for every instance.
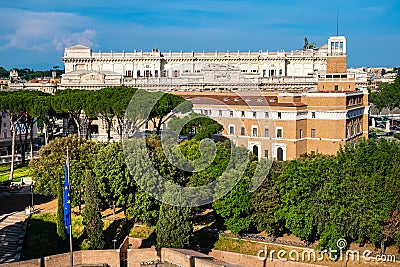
[70,141,106,213]
[52,89,94,138]
[30,136,93,196]
[156,204,193,248]
[83,170,105,249]
[111,86,137,139]
[213,171,253,234]
[0,91,36,178]
[168,112,223,140]
[278,154,334,243]
[250,161,286,236]
[370,74,400,111]
[212,150,259,234]
[93,88,116,141]
[0,66,8,78]
[56,178,66,240]
[94,142,132,215]
[149,93,192,134]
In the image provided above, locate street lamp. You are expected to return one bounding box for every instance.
[30,184,34,212]
[112,239,117,249]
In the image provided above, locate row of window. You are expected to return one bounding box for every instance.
[125,68,284,78]
[346,96,363,106]
[201,109,319,120]
[228,126,317,139]
[346,122,363,138]
[202,109,273,119]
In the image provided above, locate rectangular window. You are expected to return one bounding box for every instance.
[279,69,283,76]
[334,84,338,92]
[173,70,179,77]
[230,111,233,117]
[219,110,222,116]
[155,70,159,77]
[241,111,245,117]
[278,112,282,119]
[252,127,258,137]
[311,128,316,138]
[137,70,141,77]
[241,127,245,136]
[229,126,235,135]
[253,112,257,118]
[162,70,167,77]
[3,132,7,138]
[264,150,269,158]
[277,128,283,138]
[312,112,316,118]
[264,128,269,137]
[265,112,269,118]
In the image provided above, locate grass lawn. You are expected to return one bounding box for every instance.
[22,213,85,260]
[369,129,384,134]
[129,225,155,239]
[0,163,30,183]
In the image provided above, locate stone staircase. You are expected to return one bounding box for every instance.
[0,211,27,264]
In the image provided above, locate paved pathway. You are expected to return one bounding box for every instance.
[0,210,27,264]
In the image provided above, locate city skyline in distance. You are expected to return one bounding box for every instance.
[0,0,399,70]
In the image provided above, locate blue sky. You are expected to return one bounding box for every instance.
[0,0,399,70]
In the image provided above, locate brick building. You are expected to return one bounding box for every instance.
[175,37,369,160]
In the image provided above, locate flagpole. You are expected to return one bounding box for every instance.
[67,147,73,267]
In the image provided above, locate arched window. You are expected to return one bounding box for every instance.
[277,147,284,161]
[252,145,259,157]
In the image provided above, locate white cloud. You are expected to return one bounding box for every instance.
[52,29,97,51]
[0,8,97,51]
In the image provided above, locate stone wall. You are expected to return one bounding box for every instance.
[194,257,241,267]
[127,248,159,267]
[81,250,120,267]
[4,250,119,267]
[210,250,326,267]
[161,248,194,267]
[43,251,82,267]
[0,259,41,267]
[2,248,329,267]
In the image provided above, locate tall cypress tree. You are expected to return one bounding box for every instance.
[156,204,193,248]
[83,170,105,249]
[56,178,66,240]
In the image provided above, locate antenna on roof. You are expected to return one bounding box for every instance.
[336,10,339,36]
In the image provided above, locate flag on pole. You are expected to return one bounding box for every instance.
[64,150,71,235]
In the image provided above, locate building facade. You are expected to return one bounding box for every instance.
[177,90,368,160]
[60,36,368,92]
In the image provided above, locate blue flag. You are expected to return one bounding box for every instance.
[63,159,71,235]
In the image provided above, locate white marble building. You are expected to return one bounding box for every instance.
[60,36,364,91]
